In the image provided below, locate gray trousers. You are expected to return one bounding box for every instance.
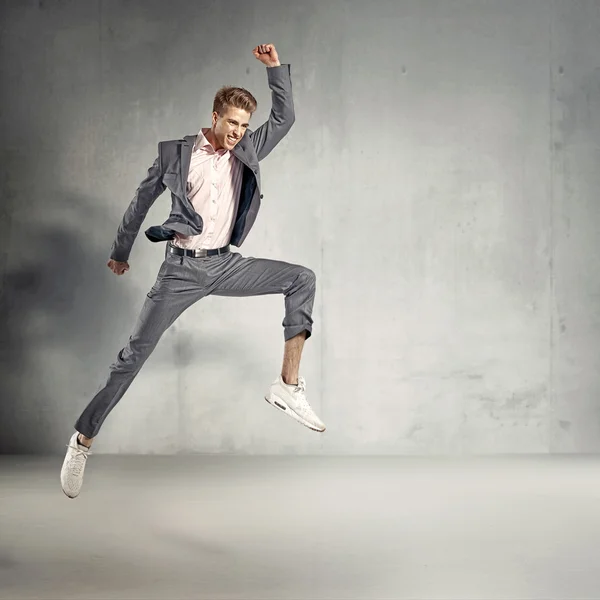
[75,246,316,439]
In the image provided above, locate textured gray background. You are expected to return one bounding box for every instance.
[1,0,598,455]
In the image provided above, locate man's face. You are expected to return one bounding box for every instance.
[212,106,251,150]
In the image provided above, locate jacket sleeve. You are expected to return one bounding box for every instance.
[248,64,295,162]
[109,145,166,262]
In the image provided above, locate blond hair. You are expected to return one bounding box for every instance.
[212,86,257,117]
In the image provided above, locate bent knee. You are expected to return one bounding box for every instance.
[299,268,316,288]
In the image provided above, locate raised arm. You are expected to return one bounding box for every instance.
[248,44,295,161]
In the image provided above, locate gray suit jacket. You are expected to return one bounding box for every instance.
[109,64,295,262]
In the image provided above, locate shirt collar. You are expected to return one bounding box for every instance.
[193,127,229,155]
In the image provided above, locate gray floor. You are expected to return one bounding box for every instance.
[1,454,599,599]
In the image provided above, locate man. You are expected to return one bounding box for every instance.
[60,44,325,499]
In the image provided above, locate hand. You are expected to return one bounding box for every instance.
[252,44,280,67]
[107,259,130,276]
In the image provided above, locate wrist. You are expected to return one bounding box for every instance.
[266,61,281,68]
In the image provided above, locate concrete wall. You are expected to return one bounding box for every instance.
[1,0,599,455]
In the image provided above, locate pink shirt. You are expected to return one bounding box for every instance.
[171,127,244,250]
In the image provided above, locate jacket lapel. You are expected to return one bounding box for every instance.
[180,136,194,196]
[232,141,249,165]
[180,134,252,195]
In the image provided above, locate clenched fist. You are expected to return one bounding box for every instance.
[252,44,280,67]
[107,259,129,276]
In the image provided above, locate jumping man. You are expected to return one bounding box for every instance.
[60,43,325,499]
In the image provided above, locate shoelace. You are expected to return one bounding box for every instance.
[292,376,306,395]
[290,377,314,416]
[66,442,91,476]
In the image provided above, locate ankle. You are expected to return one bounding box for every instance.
[77,433,93,448]
[281,374,298,386]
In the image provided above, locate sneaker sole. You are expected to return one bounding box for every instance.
[264,393,326,432]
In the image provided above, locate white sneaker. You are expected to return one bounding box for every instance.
[265,375,326,432]
[60,432,92,498]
